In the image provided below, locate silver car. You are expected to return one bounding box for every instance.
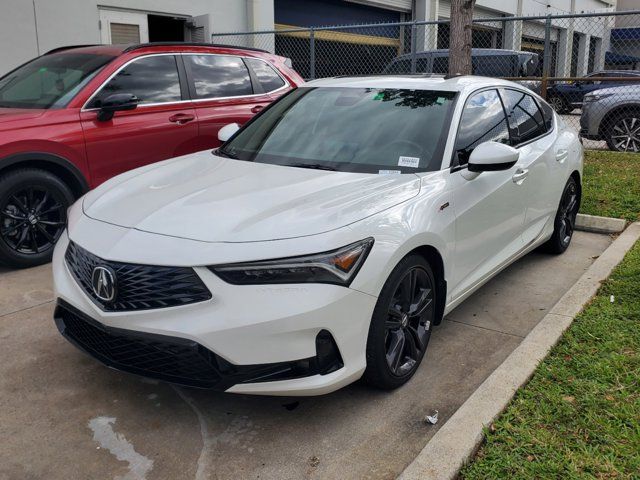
[580,85,640,152]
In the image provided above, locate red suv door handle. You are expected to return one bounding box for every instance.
[169,113,195,125]
[251,105,264,114]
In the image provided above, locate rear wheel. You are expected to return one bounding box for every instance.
[0,169,73,268]
[364,255,437,390]
[605,112,640,152]
[542,177,579,255]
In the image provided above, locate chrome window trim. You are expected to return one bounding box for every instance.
[81,53,183,111]
[449,85,555,172]
[82,52,290,112]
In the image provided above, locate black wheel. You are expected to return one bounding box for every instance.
[364,255,437,390]
[548,95,572,114]
[605,112,640,152]
[0,169,73,268]
[542,177,579,255]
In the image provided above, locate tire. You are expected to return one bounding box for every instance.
[548,95,572,114]
[0,169,74,268]
[363,254,439,390]
[542,177,580,255]
[605,111,640,152]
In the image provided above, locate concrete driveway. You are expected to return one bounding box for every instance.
[0,231,612,480]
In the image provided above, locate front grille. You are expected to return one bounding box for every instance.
[54,301,323,390]
[65,241,211,311]
[56,302,222,388]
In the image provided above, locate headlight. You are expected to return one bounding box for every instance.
[209,238,374,286]
[584,93,613,103]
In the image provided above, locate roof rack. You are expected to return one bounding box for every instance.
[122,42,270,54]
[45,45,101,55]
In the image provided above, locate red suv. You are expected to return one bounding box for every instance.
[0,43,303,268]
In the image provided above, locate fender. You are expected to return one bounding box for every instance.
[0,152,89,195]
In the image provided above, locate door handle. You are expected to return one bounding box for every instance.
[512,168,529,185]
[169,113,195,125]
[251,105,264,114]
[555,149,568,163]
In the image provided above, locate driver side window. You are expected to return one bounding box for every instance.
[453,89,510,167]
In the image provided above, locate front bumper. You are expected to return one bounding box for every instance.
[53,231,378,396]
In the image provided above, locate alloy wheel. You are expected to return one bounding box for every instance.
[0,186,67,255]
[610,116,640,152]
[548,96,566,113]
[385,266,434,377]
[558,181,578,247]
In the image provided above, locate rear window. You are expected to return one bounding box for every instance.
[185,55,253,99]
[245,58,285,92]
[0,53,114,109]
[501,89,548,143]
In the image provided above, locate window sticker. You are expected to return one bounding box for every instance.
[398,156,420,168]
[436,96,446,105]
[373,92,385,101]
[379,169,401,175]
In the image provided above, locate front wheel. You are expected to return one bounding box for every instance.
[363,255,437,390]
[548,95,572,114]
[542,177,579,255]
[0,169,73,268]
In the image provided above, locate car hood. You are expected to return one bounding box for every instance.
[585,84,640,97]
[83,150,421,243]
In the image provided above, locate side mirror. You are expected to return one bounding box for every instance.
[218,123,240,143]
[97,93,139,121]
[463,141,519,180]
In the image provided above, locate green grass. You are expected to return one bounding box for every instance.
[582,150,640,222]
[461,239,640,480]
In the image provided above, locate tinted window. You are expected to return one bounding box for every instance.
[220,87,457,174]
[501,90,547,144]
[186,55,252,99]
[416,59,430,73]
[89,55,181,107]
[0,53,113,109]
[245,58,285,92]
[473,55,517,77]
[433,57,448,74]
[387,59,411,74]
[538,99,555,131]
[453,89,510,166]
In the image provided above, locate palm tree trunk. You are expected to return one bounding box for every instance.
[449,0,476,76]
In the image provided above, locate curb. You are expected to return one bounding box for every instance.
[398,222,640,480]
[575,213,626,234]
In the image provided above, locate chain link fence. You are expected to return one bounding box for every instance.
[214,10,640,153]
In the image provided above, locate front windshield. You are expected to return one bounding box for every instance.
[0,53,114,109]
[219,87,457,174]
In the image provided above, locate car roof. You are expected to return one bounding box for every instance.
[391,48,535,61]
[590,69,640,75]
[45,42,270,57]
[306,75,525,94]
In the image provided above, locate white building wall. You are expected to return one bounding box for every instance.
[0,0,267,74]
[0,0,622,75]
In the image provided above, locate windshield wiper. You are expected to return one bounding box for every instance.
[289,163,337,171]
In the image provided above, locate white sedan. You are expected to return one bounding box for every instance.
[52,76,582,396]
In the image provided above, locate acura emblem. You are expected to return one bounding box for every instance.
[91,266,117,302]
